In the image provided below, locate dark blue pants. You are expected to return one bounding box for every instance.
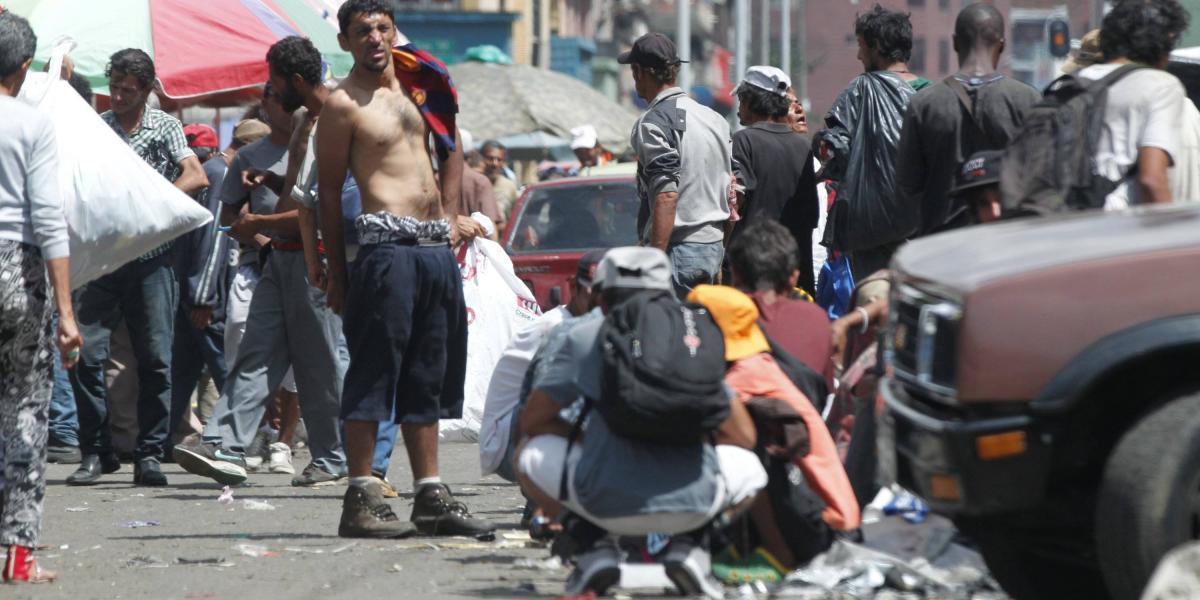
[169,307,227,443]
[70,256,178,461]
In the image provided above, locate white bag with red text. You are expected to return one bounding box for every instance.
[17,42,211,288]
[440,215,542,442]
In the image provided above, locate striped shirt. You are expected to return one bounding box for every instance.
[102,107,195,260]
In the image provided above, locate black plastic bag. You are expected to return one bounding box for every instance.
[817,72,920,252]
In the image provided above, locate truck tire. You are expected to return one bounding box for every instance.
[1096,391,1200,600]
[955,515,1106,600]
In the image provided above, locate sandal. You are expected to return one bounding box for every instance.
[4,545,58,583]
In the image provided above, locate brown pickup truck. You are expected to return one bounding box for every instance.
[878,204,1200,600]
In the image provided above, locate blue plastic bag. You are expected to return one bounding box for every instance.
[816,254,855,321]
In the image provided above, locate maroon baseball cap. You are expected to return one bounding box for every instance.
[183,124,219,149]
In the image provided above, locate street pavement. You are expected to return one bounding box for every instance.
[17,443,1004,599]
[18,442,563,600]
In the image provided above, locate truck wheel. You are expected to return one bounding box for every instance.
[1096,391,1200,600]
[955,515,1106,600]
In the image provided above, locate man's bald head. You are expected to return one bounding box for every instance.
[955,3,1006,51]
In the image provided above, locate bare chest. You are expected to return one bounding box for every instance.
[351,89,427,151]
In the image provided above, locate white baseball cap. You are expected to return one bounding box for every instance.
[734,65,792,98]
[570,125,599,150]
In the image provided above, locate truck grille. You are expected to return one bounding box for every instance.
[888,284,962,404]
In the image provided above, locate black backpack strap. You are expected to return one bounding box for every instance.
[944,75,1007,149]
[1088,63,1147,91]
[558,400,592,502]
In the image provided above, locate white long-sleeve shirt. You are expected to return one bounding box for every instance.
[0,96,69,259]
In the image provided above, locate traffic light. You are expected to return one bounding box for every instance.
[1049,19,1070,58]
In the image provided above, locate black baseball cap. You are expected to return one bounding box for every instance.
[949,150,1004,197]
[576,249,607,289]
[617,32,689,68]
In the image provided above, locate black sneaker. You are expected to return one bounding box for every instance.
[133,457,168,486]
[291,464,347,487]
[46,442,82,464]
[173,439,248,485]
[410,483,494,536]
[563,537,621,597]
[338,481,418,539]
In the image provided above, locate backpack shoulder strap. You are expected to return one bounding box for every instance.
[1088,63,1148,92]
[944,75,978,119]
[558,400,592,501]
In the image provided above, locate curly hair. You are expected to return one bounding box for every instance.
[266,36,322,86]
[855,4,914,63]
[728,220,800,293]
[106,48,156,89]
[337,0,396,35]
[639,63,680,86]
[0,11,36,79]
[737,85,791,119]
[1100,0,1190,65]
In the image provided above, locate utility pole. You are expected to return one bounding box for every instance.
[735,0,749,82]
[795,0,806,102]
[759,0,770,64]
[677,0,692,91]
[781,0,791,80]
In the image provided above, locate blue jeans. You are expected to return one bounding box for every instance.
[70,255,178,461]
[668,241,724,299]
[170,306,227,443]
[373,420,398,476]
[48,313,79,446]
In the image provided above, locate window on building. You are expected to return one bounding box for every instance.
[938,38,950,74]
[911,37,926,73]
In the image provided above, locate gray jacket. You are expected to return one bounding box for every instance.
[632,87,732,245]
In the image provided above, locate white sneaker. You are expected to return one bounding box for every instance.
[663,535,723,599]
[267,442,295,474]
[563,537,621,597]
[245,455,264,472]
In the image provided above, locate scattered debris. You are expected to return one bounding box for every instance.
[234,544,278,558]
[513,556,563,571]
[387,563,403,573]
[241,499,275,511]
[176,557,234,567]
[331,542,356,554]
[119,520,160,528]
[125,555,169,569]
[475,531,497,542]
[284,546,326,554]
[217,486,234,505]
[66,506,90,512]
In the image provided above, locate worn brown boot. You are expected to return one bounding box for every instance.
[337,480,418,539]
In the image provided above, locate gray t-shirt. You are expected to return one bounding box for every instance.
[218,138,290,264]
[535,311,720,519]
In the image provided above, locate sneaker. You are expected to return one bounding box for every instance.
[245,427,276,461]
[712,546,788,585]
[245,456,264,473]
[46,441,81,464]
[662,534,724,599]
[562,537,621,597]
[337,480,418,539]
[410,483,495,536]
[268,442,295,474]
[173,439,248,485]
[291,464,346,487]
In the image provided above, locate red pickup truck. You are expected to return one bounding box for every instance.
[503,175,638,310]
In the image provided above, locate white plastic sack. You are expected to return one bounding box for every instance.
[17,44,211,288]
[440,214,542,442]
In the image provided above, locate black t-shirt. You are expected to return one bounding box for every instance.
[895,74,1041,235]
[731,121,819,241]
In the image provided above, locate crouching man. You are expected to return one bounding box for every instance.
[514,247,767,599]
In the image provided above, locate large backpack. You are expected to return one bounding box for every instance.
[999,64,1145,215]
[593,290,730,445]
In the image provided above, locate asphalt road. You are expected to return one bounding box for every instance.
[15,443,1002,600]
[16,442,564,600]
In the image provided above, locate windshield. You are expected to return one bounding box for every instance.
[507,180,640,253]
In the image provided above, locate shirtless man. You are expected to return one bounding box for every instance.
[314,0,491,539]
